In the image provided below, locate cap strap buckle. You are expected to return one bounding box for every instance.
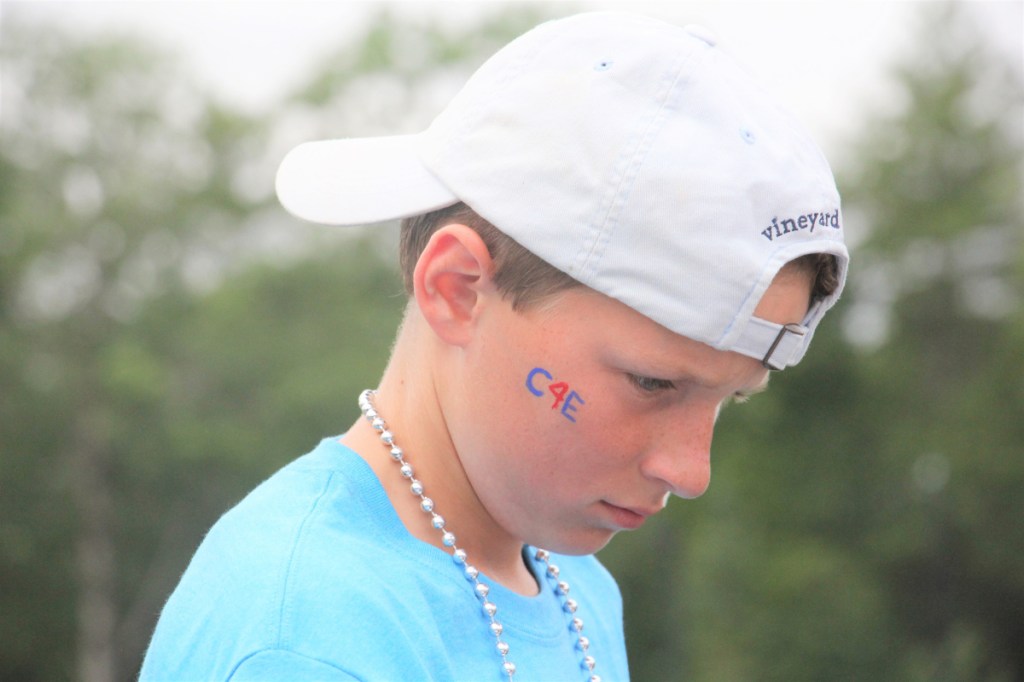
[762,323,807,371]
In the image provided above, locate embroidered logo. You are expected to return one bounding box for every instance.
[761,209,840,242]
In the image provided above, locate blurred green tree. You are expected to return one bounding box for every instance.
[601,4,1022,681]
[0,17,283,681]
[834,2,1023,676]
[0,7,547,681]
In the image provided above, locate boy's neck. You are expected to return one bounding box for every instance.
[341,320,539,596]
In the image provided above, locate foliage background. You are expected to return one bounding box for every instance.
[1,2,1021,681]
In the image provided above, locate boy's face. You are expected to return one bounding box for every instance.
[444,268,812,556]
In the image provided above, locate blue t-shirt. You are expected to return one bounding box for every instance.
[140,438,629,681]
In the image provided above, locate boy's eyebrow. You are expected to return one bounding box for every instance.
[735,373,771,399]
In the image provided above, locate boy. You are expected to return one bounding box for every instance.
[142,12,848,682]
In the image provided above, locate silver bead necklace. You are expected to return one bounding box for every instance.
[359,389,601,682]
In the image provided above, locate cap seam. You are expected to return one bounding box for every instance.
[573,42,697,280]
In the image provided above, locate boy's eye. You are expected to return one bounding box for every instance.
[629,374,676,393]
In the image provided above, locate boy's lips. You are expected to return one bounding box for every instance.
[600,501,662,530]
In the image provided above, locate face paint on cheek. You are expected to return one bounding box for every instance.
[559,389,585,423]
[548,381,569,409]
[525,367,586,423]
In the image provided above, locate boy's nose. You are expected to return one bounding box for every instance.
[639,404,717,499]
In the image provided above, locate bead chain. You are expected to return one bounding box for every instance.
[359,389,601,682]
[534,549,600,680]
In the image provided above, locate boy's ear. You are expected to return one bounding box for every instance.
[412,223,496,346]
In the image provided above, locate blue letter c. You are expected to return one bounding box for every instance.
[526,367,552,397]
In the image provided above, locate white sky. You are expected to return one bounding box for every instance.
[4,0,1022,156]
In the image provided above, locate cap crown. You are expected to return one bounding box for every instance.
[419,12,847,360]
[275,12,850,368]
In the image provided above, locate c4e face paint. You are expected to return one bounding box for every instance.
[525,367,585,423]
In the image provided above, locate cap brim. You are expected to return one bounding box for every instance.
[275,134,458,226]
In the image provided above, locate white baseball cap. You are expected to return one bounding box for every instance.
[276,12,849,369]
